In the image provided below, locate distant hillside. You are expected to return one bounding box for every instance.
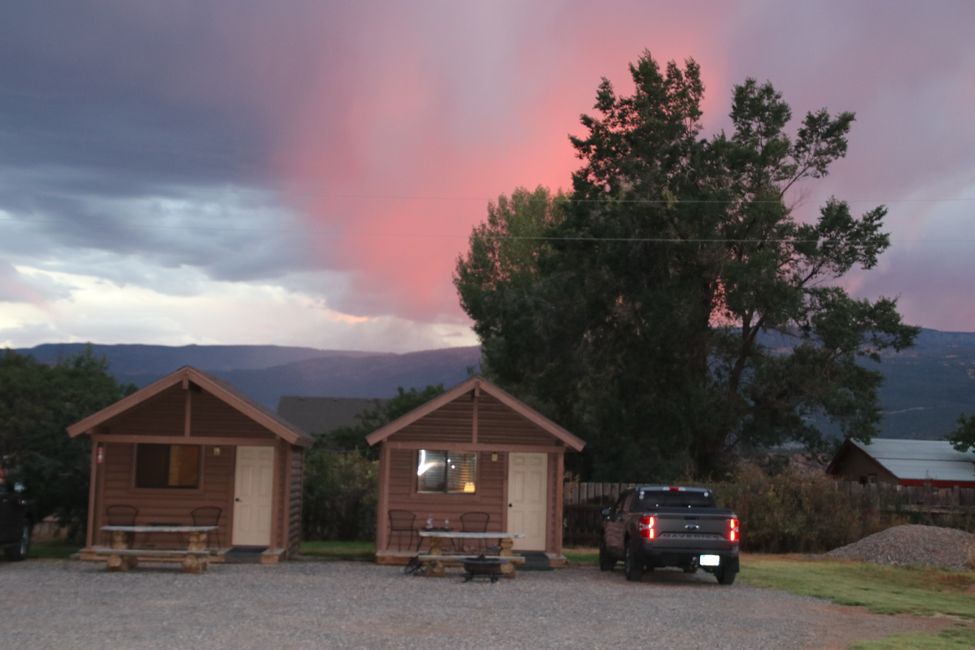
[14,329,975,440]
[16,342,480,408]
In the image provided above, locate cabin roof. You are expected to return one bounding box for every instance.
[365,375,585,451]
[828,438,975,482]
[66,366,313,447]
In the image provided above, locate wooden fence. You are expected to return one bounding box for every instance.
[561,481,975,547]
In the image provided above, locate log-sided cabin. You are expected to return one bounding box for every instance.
[366,376,585,566]
[67,366,312,562]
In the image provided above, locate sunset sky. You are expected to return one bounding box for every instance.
[1,1,974,352]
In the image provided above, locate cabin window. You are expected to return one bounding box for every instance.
[416,450,477,494]
[135,444,201,489]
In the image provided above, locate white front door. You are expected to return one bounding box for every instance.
[232,446,275,547]
[507,452,548,551]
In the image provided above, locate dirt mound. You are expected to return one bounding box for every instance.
[827,524,975,570]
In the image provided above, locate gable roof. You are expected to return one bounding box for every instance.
[828,438,975,483]
[365,376,585,451]
[277,396,384,435]
[67,366,313,447]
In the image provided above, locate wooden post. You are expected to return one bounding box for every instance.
[85,440,98,549]
[376,443,391,554]
[555,453,565,555]
[183,384,192,437]
[471,386,479,445]
[183,530,208,573]
[107,530,134,571]
[428,536,445,577]
[499,536,515,578]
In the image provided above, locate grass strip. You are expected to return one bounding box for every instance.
[299,540,375,560]
[564,547,598,565]
[739,555,975,619]
[850,626,975,650]
[29,541,82,559]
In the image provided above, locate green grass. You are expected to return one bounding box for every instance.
[564,547,598,565]
[299,540,375,560]
[740,555,975,619]
[28,541,82,559]
[850,627,975,650]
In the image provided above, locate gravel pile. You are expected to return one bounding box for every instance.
[827,524,975,570]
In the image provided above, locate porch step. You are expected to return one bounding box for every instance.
[223,546,268,564]
[517,551,552,571]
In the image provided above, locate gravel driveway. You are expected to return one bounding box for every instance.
[0,560,943,649]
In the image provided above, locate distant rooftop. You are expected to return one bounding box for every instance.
[849,438,975,483]
[276,396,385,436]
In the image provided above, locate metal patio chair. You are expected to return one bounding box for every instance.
[103,504,138,545]
[190,506,223,549]
[387,510,418,550]
[460,511,490,553]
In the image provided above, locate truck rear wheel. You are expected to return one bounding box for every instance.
[5,521,30,561]
[598,539,614,571]
[623,540,643,582]
[715,565,737,585]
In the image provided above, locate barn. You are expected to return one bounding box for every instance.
[827,437,975,488]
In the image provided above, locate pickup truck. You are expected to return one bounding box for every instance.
[599,485,739,584]
[0,473,32,561]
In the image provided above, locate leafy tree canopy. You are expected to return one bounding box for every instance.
[948,414,975,453]
[0,347,132,537]
[455,52,918,480]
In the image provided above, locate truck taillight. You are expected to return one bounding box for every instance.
[639,515,656,540]
[728,517,740,542]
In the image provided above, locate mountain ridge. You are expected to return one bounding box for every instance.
[14,329,975,440]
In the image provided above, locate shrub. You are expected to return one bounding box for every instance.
[302,450,377,541]
[712,466,907,553]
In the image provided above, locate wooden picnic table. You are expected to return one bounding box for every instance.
[96,525,217,573]
[416,530,525,577]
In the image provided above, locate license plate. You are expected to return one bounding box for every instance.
[699,554,720,567]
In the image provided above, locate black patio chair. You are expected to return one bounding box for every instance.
[190,506,223,549]
[460,511,490,553]
[387,510,418,550]
[103,504,138,545]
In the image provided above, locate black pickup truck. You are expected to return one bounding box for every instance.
[599,485,739,584]
[0,473,32,561]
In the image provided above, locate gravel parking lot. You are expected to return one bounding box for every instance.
[0,560,943,649]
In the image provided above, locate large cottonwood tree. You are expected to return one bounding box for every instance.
[455,52,918,479]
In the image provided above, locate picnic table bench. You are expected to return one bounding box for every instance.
[415,531,525,578]
[95,525,217,574]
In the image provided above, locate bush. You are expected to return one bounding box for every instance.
[302,450,377,541]
[712,466,907,553]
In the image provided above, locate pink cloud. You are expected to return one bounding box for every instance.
[273,2,739,322]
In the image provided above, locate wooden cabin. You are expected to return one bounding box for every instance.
[366,376,585,566]
[67,366,312,562]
